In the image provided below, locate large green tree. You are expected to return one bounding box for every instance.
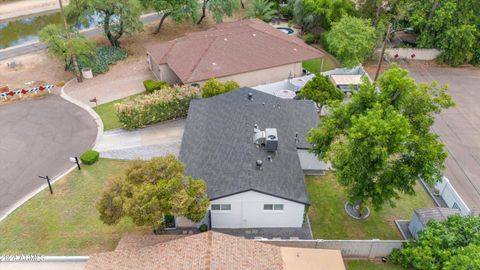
[96,155,209,230]
[308,65,454,217]
[325,16,376,68]
[39,24,96,71]
[67,0,143,47]
[197,0,239,24]
[293,0,356,32]
[407,0,480,66]
[391,215,480,270]
[140,0,198,34]
[246,0,277,22]
[298,75,343,113]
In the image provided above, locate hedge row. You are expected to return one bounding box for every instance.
[115,85,201,129]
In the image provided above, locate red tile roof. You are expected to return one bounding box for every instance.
[145,19,323,84]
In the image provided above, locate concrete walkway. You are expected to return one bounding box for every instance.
[95,119,185,160]
[64,57,153,106]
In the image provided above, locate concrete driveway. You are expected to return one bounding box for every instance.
[406,64,480,212]
[0,95,97,219]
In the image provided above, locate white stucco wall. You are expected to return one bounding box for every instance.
[147,54,182,85]
[209,190,306,228]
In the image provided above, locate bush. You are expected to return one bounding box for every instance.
[201,79,239,98]
[69,46,127,76]
[80,150,100,165]
[303,33,321,45]
[199,224,208,232]
[116,85,201,129]
[143,80,168,94]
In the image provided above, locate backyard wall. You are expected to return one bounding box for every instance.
[435,176,471,216]
[385,48,441,61]
[258,239,406,259]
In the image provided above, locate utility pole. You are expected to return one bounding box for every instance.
[374,23,391,81]
[58,0,82,83]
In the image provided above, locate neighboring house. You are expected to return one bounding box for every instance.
[85,231,346,270]
[408,207,461,239]
[321,65,372,93]
[145,19,323,87]
[179,88,324,229]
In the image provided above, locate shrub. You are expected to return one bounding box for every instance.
[80,150,100,165]
[201,79,239,98]
[97,45,127,65]
[143,80,168,94]
[199,224,208,232]
[223,80,240,92]
[303,33,320,45]
[116,85,201,129]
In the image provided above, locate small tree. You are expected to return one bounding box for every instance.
[68,0,143,47]
[391,215,480,270]
[298,75,343,113]
[39,24,96,71]
[140,0,198,34]
[197,0,239,24]
[246,0,277,22]
[96,155,209,230]
[326,16,376,68]
[308,65,454,217]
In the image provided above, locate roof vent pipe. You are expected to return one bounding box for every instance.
[256,160,263,170]
[267,156,272,162]
[248,93,253,100]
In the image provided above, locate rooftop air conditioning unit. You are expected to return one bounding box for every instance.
[265,128,278,152]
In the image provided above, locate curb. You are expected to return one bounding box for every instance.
[60,78,104,147]
[0,80,104,223]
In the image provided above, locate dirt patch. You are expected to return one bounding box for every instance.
[0,50,73,90]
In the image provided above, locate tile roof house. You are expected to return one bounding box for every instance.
[85,232,346,270]
[178,88,321,229]
[145,19,323,87]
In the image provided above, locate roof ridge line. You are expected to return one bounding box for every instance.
[204,231,212,270]
[185,37,218,82]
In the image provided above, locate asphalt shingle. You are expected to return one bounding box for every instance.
[179,88,319,204]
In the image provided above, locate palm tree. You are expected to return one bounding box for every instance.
[246,0,277,22]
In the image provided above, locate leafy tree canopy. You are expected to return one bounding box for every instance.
[96,155,209,229]
[140,0,198,33]
[407,0,480,66]
[325,16,376,68]
[66,0,143,47]
[294,0,356,32]
[197,0,239,24]
[38,24,96,69]
[308,65,454,213]
[391,215,480,270]
[298,75,343,111]
[246,0,277,22]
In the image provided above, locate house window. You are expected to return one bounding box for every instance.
[211,204,231,211]
[264,204,284,211]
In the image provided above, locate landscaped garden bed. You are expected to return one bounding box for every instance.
[0,159,149,255]
[306,174,435,240]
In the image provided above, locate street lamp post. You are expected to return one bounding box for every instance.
[38,176,53,194]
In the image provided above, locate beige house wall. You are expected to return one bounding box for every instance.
[147,54,182,85]
[147,55,306,87]
[196,62,304,87]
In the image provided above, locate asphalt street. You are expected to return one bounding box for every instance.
[406,64,480,212]
[0,13,161,61]
[0,95,97,219]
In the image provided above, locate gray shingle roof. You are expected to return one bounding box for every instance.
[179,88,319,204]
[414,207,461,226]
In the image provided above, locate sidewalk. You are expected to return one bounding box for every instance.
[95,119,185,160]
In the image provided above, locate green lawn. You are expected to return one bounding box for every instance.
[347,261,404,270]
[302,57,337,74]
[0,159,149,255]
[93,93,143,131]
[306,174,434,240]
